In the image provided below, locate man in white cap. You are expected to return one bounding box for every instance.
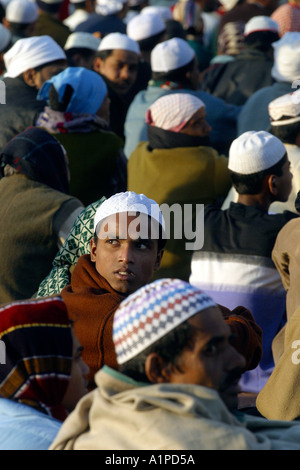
[124,36,242,159]
[93,32,149,139]
[34,0,71,47]
[3,0,38,44]
[74,0,128,35]
[64,31,100,68]
[0,35,67,151]
[126,12,167,63]
[63,0,95,31]
[50,278,300,450]
[200,16,280,106]
[190,130,298,398]
[238,31,300,135]
[59,191,166,390]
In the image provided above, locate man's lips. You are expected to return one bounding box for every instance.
[114,269,135,280]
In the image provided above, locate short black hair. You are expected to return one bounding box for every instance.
[65,48,96,66]
[118,320,196,382]
[151,56,196,83]
[230,153,287,195]
[244,30,280,52]
[137,30,166,52]
[271,121,300,144]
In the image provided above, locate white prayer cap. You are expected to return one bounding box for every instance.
[141,6,172,20]
[95,0,127,16]
[146,93,205,132]
[93,191,165,234]
[228,131,286,174]
[218,0,239,11]
[269,89,300,126]
[64,32,101,51]
[271,32,300,83]
[0,24,11,52]
[244,15,279,36]
[127,13,166,42]
[6,0,38,24]
[151,37,195,72]
[4,35,66,78]
[98,32,140,54]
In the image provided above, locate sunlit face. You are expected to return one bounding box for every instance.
[165,307,246,411]
[61,330,90,413]
[94,49,139,94]
[90,212,163,295]
[180,107,212,137]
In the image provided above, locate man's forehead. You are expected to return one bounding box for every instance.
[109,49,139,63]
[98,212,160,239]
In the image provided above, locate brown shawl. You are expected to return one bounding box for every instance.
[61,254,125,389]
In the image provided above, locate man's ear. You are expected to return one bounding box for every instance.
[93,56,104,74]
[90,238,97,262]
[22,68,37,87]
[267,174,278,197]
[145,353,171,384]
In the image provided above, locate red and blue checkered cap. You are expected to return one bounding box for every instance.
[113,278,217,365]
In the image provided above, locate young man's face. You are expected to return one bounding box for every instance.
[273,157,293,202]
[94,49,139,94]
[164,307,246,411]
[90,212,163,295]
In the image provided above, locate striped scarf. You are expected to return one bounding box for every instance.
[0,296,73,421]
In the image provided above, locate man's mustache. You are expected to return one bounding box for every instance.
[219,367,244,391]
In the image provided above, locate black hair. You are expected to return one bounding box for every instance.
[33,58,67,73]
[271,121,300,144]
[137,30,166,52]
[151,56,196,83]
[65,47,96,66]
[95,49,114,60]
[118,320,196,382]
[230,153,287,195]
[244,30,280,52]
[7,21,32,35]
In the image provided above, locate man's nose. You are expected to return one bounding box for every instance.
[118,243,134,263]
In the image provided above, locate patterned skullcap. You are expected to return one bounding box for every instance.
[145,93,205,132]
[113,278,217,365]
[94,191,165,234]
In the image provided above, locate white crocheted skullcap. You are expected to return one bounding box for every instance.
[6,0,38,24]
[269,89,300,126]
[146,93,205,132]
[127,12,166,42]
[271,32,300,83]
[228,130,287,174]
[0,24,11,52]
[141,5,172,20]
[4,35,66,78]
[244,16,279,36]
[64,32,101,51]
[151,37,195,72]
[96,0,128,16]
[113,278,217,365]
[98,32,140,55]
[93,191,165,234]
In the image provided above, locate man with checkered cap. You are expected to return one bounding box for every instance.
[50,278,300,450]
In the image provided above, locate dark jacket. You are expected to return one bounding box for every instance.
[0,77,46,151]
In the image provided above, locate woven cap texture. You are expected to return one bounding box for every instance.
[228,130,286,174]
[113,278,217,365]
[94,191,165,233]
[151,37,195,72]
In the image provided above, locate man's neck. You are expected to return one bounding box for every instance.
[237,193,272,212]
